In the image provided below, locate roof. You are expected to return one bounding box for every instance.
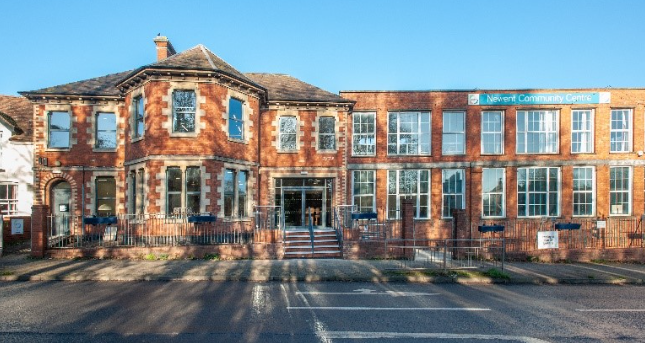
[21,70,132,98]
[0,95,33,142]
[123,45,262,90]
[245,73,353,104]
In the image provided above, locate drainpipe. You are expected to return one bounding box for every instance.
[81,166,85,235]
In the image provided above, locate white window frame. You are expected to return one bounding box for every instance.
[571,109,594,154]
[352,112,376,156]
[572,166,595,217]
[228,97,244,141]
[442,111,465,155]
[609,166,632,216]
[278,116,298,152]
[95,112,117,149]
[516,110,559,154]
[610,109,632,153]
[517,167,560,218]
[132,95,145,140]
[481,168,505,218]
[387,111,431,156]
[387,170,431,219]
[172,90,196,133]
[352,170,376,213]
[0,182,18,215]
[481,111,504,155]
[442,169,465,218]
[48,111,71,149]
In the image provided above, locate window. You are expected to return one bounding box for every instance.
[610,109,632,152]
[387,111,431,155]
[517,167,560,217]
[166,167,182,214]
[279,116,297,151]
[133,96,144,139]
[96,112,117,149]
[442,169,465,218]
[442,111,465,155]
[172,90,196,133]
[481,111,503,155]
[482,168,505,218]
[387,170,430,219]
[137,169,144,214]
[571,110,593,153]
[228,98,244,140]
[129,171,136,214]
[610,166,631,215]
[318,116,336,150]
[224,169,248,218]
[516,110,558,154]
[185,167,200,214]
[573,167,595,216]
[166,167,201,214]
[353,170,375,213]
[0,183,17,215]
[96,177,116,217]
[48,111,70,148]
[352,112,376,156]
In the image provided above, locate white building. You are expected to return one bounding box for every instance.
[0,95,33,217]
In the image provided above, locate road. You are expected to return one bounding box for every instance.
[0,282,643,342]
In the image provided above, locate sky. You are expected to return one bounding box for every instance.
[1,0,644,96]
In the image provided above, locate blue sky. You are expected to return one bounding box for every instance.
[1,0,644,96]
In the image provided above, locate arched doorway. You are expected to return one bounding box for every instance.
[50,181,72,236]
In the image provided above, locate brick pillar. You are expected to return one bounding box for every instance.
[452,209,469,259]
[401,198,415,259]
[31,205,50,258]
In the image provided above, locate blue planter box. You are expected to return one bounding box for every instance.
[351,212,377,220]
[188,215,217,223]
[83,216,117,225]
[555,223,581,230]
[478,225,505,233]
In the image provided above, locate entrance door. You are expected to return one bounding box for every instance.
[282,187,326,229]
[51,181,71,236]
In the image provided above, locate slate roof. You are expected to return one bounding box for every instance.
[134,45,261,88]
[0,95,33,142]
[245,73,353,104]
[20,70,132,98]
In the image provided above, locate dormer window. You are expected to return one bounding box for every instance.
[172,90,196,133]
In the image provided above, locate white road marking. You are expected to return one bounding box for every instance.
[317,331,550,342]
[288,307,490,311]
[296,291,439,297]
[576,309,645,312]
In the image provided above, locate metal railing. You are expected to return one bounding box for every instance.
[384,238,505,271]
[47,210,281,249]
[472,217,644,251]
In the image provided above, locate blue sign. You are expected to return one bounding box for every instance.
[468,92,611,106]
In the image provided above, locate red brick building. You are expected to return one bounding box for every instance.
[19,37,645,256]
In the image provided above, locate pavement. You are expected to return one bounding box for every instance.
[2,252,645,284]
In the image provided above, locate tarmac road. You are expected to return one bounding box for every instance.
[0,281,644,342]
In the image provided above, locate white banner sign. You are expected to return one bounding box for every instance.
[538,231,559,249]
[11,219,24,235]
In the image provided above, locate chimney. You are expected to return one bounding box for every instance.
[153,35,176,61]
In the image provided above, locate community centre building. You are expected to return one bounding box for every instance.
[19,37,645,259]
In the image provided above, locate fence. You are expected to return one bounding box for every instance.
[384,238,505,270]
[472,217,644,252]
[47,207,282,249]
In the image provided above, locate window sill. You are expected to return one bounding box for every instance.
[481,216,507,220]
[480,153,504,156]
[609,214,632,217]
[351,154,377,158]
[316,150,337,154]
[278,150,299,154]
[170,132,198,138]
[93,148,118,153]
[131,137,144,143]
[609,151,633,154]
[46,148,71,152]
[222,217,252,222]
[387,154,432,157]
[570,152,595,155]
[228,138,248,145]
[515,152,560,155]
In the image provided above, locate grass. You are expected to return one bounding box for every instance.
[144,253,157,261]
[203,253,220,261]
[0,269,14,276]
[384,268,511,280]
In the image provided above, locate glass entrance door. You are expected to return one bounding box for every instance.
[275,178,334,229]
